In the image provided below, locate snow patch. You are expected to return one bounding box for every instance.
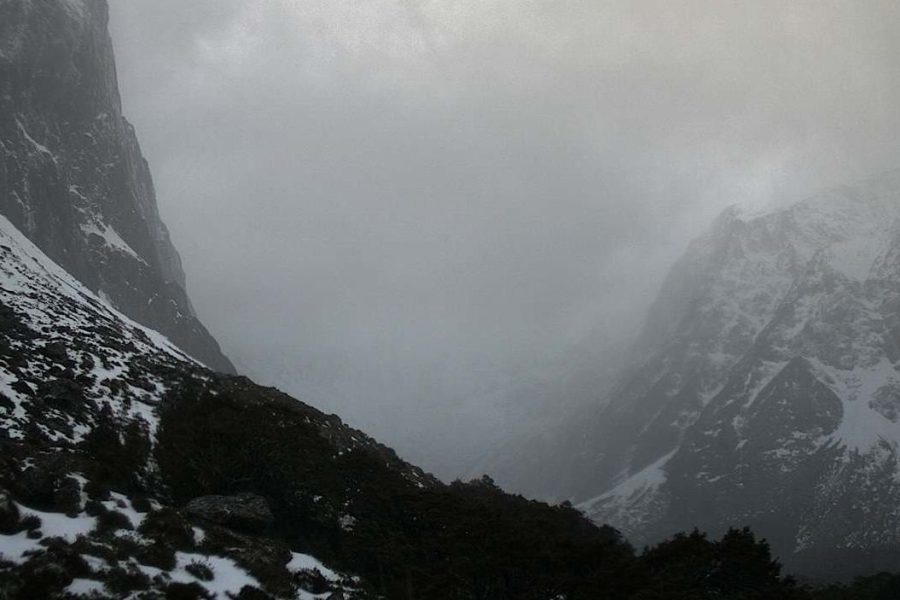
[169,552,262,597]
[579,449,676,509]
[288,552,340,582]
[66,578,106,596]
[15,118,55,162]
[811,358,900,452]
[18,504,97,542]
[81,221,146,264]
[0,505,97,564]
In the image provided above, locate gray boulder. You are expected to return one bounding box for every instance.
[184,493,274,533]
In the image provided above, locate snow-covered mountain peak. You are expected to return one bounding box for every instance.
[722,173,900,282]
[560,171,900,577]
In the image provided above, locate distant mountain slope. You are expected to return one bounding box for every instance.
[569,171,900,577]
[0,0,232,372]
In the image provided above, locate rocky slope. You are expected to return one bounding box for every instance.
[0,0,232,372]
[0,211,372,598]
[571,172,900,578]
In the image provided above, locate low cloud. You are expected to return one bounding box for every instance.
[109,0,900,476]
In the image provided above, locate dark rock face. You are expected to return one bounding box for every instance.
[185,493,275,533]
[0,0,233,372]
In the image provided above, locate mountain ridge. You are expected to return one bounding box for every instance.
[570,170,900,578]
[3,0,899,594]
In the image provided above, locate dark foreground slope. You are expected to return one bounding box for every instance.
[0,0,233,372]
[0,206,809,599]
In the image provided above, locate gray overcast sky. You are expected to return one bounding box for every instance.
[108,0,900,477]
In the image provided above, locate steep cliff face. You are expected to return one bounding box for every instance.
[574,172,900,577]
[0,0,233,372]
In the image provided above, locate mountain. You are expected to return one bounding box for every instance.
[0,0,233,372]
[0,205,809,600]
[557,173,900,578]
[0,0,893,595]
[0,172,621,596]
[0,2,771,598]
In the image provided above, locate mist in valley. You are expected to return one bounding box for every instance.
[107,0,900,483]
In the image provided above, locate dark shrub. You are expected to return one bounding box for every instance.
[164,581,214,600]
[136,541,177,571]
[138,508,195,549]
[185,560,214,582]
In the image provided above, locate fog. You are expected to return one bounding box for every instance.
[108,1,900,479]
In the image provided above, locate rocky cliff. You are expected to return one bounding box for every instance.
[0,0,233,372]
